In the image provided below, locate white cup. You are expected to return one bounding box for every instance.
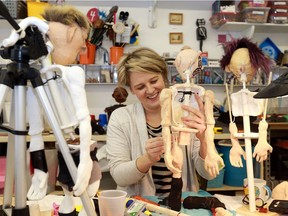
[243,178,272,201]
[98,190,127,216]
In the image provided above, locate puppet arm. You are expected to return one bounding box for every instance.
[26,87,48,201]
[42,64,93,196]
[204,90,224,177]
[253,121,272,162]
[229,122,245,167]
[61,65,93,196]
[160,88,182,175]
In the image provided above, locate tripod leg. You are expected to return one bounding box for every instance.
[32,83,96,215]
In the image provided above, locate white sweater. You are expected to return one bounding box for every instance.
[106,102,211,196]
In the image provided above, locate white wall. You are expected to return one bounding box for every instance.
[1,1,287,118]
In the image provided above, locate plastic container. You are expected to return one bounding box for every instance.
[268,1,288,7]
[269,13,288,23]
[238,0,268,11]
[217,140,247,187]
[269,6,288,14]
[240,7,270,23]
[212,0,236,15]
[207,168,225,188]
[209,12,238,29]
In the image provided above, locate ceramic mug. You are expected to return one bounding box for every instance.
[243,178,272,201]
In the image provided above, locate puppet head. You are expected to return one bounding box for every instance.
[42,5,90,65]
[112,86,128,104]
[174,46,202,81]
[220,37,272,83]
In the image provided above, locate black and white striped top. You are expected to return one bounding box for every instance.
[147,123,172,198]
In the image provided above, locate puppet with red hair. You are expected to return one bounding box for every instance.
[220,37,273,212]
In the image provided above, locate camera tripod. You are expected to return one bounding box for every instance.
[0,2,97,216]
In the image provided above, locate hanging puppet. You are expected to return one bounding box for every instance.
[3,5,101,216]
[219,37,273,212]
[159,46,225,212]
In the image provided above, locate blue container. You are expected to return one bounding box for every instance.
[217,140,254,187]
[207,168,225,188]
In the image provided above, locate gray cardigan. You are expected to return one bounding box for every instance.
[106,102,211,197]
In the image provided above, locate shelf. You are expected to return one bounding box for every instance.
[217,21,288,34]
[0,134,106,143]
[207,184,243,192]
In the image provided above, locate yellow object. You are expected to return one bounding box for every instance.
[27,1,50,19]
[214,127,223,134]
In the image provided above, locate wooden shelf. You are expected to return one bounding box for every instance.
[0,134,106,143]
[207,184,243,192]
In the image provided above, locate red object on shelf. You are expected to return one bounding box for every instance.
[209,12,238,29]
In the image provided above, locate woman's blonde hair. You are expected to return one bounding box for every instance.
[117,47,169,87]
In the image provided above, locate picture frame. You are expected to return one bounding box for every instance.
[169,13,183,25]
[169,32,183,44]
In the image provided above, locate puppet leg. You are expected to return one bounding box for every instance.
[204,90,224,177]
[58,187,76,215]
[183,196,232,216]
[78,180,100,216]
[26,87,49,201]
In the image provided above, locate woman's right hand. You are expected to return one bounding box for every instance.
[145,137,164,163]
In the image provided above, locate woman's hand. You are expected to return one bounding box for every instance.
[145,137,165,163]
[181,94,206,141]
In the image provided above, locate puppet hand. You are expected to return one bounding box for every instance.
[205,151,224,178]
[253,142,272,163]
[229,143,245,167]
[73,157,93,196]
[164,152,182,174]
[27,169,48,200]
[215,207,233,216]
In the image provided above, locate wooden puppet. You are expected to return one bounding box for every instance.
[220,37,273,212]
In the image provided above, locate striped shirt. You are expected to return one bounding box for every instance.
[147,123,172,198]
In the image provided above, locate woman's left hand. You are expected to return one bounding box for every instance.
[181,94,206,140]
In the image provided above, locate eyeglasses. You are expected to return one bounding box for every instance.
[242,194,267,209]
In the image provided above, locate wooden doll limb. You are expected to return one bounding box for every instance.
[204,90,224,177]
[160,89,182,174]
[229,122,245,167]
[215,207,233,216]
[225,83,245,167]
[253,121,272,162]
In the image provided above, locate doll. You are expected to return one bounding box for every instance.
[104,86,128,120]
[3,5,101,216]
[159,46,224,211]
[220,37,273,212]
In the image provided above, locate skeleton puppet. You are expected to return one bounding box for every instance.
[220,37,273,212]
[160,47,223,178]
[3,5,101,216]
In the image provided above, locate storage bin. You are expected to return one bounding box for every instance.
[216,140,260,187]
[212,0,236,15]
[209,12,238,29]
[207,168,225,188]
[269,13,288,23]
[238,0,268,11]
[240,7,270,23]
[268,1,288,7]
